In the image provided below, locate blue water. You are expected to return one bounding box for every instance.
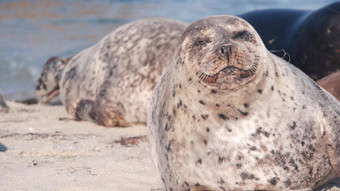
[0,0,338,100]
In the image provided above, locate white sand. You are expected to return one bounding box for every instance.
[0,102,161,191]
[1,102,340,191]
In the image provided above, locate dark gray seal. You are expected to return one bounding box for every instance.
[148,15,340,190]
[239,2,340,81]
[36,18,187,127]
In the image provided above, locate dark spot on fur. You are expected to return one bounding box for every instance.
[257,89,263,94]
[218,178,225,184]
[253,127,270,138]
[203,140,207,145]
[199,100,205,105]
[218,156,225,164]
[166,142,171,152]
[196,158,202,165]
[250,146,257,151]
[192,115,196,120]
[197,90,201,93]
[195,183,200,187]
[177,100,183,108]
[289,158,299,171]
[218,113,229,120]
[290,121,297,130]
[99,89,106,97]
[165,123,170,131]
[201,114,209,120]
[172,90,176,97]
[271,86,274,91]
[216,104,220,107]
[173,108,176,115]
[268,177,278,185]
[240,172,255,181]
[244,103,249,108]
[236,163,242,169]
[302,105,307,109]
[238,109,248,116]
[284,179,292,187]
[301,141,305,146]
[206,128,210,132]
[211,89,217,94]
[188,78,192,82]
[65,67,76,80]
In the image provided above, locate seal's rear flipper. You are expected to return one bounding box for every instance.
[75,99,129,127]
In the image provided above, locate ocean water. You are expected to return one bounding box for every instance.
[0,0,338,100]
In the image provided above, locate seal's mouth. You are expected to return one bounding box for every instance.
[198,61,258,87]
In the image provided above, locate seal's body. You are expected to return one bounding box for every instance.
[148,15,340,190]
[36,18,187,127]
[239,2,340,81]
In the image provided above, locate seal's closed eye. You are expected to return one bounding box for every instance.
[234,30,253,42]
[193,38,211,46]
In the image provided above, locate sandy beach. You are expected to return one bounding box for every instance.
[1,101,340,191]
[0,101,161,191]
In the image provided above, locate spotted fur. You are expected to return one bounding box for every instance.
[148,15,340,190]
[37,18,187,127]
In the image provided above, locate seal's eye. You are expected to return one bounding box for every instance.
[193,38,211,46]
[234,30,253,42]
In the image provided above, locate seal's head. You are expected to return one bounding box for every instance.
[178,15,267,90]
[36,56,69,103]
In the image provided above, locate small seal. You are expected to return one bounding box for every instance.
[239,2,340,81]
[148,15,340,190]
[36,18,187,127]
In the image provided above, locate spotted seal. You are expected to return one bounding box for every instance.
[239,2,340,81]
[36,18,187,127]
[148,15,340,190]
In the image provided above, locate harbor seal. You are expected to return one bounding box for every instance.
[36,18,187,127]
[239,2,340,81]
[148,15,340,190]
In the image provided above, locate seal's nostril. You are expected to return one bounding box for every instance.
[220,45,232,55]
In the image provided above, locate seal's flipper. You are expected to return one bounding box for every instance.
[75,99,129,127]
